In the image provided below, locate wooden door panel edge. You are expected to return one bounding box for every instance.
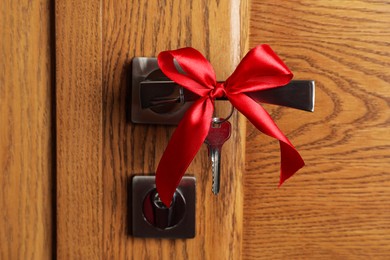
[0,1,53,259]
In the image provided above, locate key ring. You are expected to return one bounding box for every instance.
[212,104,235,124]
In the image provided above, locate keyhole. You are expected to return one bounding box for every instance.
[142,188,186,230]
[153,192,174,209]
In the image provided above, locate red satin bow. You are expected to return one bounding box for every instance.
[156,44,304,206]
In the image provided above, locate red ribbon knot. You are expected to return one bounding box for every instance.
[209,82,226,99]
[156,44,305,207]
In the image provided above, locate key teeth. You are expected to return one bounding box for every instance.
[211,158,217,194]
[211,158,215,192]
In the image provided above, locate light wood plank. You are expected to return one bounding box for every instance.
[0,0,53,259]
[55,1,103,258]
[244,0,390,258]
[102,0,248,259]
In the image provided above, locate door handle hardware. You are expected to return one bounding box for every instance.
[131,57,195,125]
[131,175,196,238]
[131,57,315,125]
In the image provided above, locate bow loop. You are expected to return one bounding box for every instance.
[225,45,293,94]
[156,44,304,207]
[158,47,216,97]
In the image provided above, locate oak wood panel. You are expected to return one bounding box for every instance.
[244,0,390,259]
[102,0,248,259]
[55,1,103,258]
[0,0,53,259]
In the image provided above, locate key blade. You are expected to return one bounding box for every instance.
[210,147,221,194]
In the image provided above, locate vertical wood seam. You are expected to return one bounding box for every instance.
[50,0,57,259]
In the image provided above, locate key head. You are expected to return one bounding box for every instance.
[204,119,231,195]
[205,120,231,146]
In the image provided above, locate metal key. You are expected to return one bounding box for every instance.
[204,119,231,194]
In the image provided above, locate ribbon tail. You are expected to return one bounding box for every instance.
[228,93,304,185]
[156,97,214,206]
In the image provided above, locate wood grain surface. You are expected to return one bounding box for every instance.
[55,1,103,259]
[54,0,249,259]
[102,0,248,259]
[0,0,53,259]
[244,0,390,259]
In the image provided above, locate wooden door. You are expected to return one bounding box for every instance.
[55,0,390,259]
[244,0,390,258]
[55,0,248,259]
[53,0,390,260]
[2,0,389,259]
